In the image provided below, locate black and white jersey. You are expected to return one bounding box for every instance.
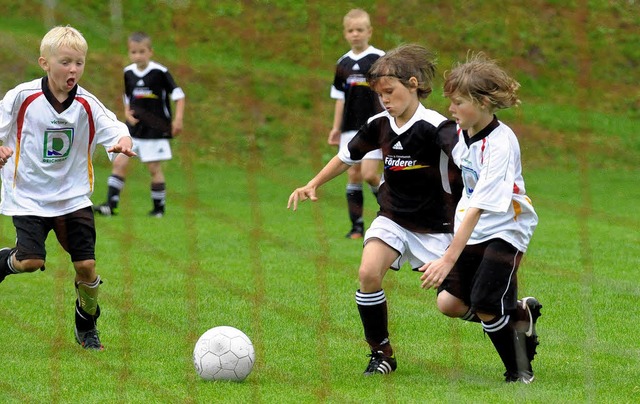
[330,46,385,132]
[338,104,462,233]
[123,61,185,139]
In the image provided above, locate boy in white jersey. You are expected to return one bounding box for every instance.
[420,53,542,383]
[289,44,462,375]
[0,26,135,350]
[328,9,385,239]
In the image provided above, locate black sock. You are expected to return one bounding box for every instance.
[75,301,101,332]
[482,315,529,376]
[356,289,392,356]
[106,175,125,209]
[346,184,363,228]
[151,182,166,212]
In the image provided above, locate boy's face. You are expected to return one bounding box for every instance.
[128,40,152,69]
[447,92,489,133]
[343,17,372,53]
[372,76,419,122]
[38,45,85,97]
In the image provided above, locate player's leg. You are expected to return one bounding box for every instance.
[345,163,364,238]
[360,152,382,202]
[147,160,166,217]
[55,207,104,350]
[514,296,543,363]
[95,153,130,216]
[339,130,365,238]
[0,216,49,283]
[471,240,533,383]
[356,237,399,375]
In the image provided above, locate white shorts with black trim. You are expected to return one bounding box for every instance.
[132,138,173,163]
[364,216,452,271]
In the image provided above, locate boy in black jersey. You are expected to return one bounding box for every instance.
[289,44,462,375]
[95,32,185,218]
[328,9,385,239]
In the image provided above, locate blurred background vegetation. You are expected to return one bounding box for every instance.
[0,0,638,171]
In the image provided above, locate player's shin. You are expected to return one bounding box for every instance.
[75,275,102,330]
[356,289,392,356]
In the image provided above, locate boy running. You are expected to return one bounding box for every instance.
[0,26,135,350]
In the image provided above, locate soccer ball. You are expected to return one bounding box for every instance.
[193,326,255,381]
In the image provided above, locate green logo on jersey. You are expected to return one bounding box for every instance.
[43,128,73,163]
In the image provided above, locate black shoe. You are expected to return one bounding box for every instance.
[0,248,16,284]
[148,209,164,218]
[363,350,397,375]
[75,327,104,351]
[345,225,364,239]
[93,204,117,216]
[505,370,535,384]
[520,297,542,362]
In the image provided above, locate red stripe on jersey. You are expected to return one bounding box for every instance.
[513,183,520,194]
[480,138,487,164]
[14,92,44,185]
[75,97,96,191]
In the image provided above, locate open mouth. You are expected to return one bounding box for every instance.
[67,78,75,87]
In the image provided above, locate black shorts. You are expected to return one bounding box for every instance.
[438,239,522,316]
[12,206,96,262]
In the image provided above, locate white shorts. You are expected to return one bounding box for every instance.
[339,130,382,160]
[132,138,172,163]
[364,216,453,270]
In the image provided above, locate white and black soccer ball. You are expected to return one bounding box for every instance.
[193,326,255,381]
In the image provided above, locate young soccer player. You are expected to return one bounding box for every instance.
[0,25,135,350]
[94,31,185,218]
[419,53,542,383]
[328,9,385,239]
[289,44,462,375]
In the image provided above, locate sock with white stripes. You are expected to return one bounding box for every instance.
[151,182,166,213]
[106,175,125,209]
[482,314,530,375]
[356,289,393,356]
[461,308,481,323]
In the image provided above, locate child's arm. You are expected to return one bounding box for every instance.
[171,97,185,136]
[124,104,138,126]
[107,136,137,157]
[327,99,344,146]
[419,207,483,289]
[287,155,350,211]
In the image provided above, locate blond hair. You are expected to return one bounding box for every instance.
[343,8,371,27]
[367,44,437,99]
[443,52,520,110]
[40,26,88,58]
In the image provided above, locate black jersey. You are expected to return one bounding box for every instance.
[331,46,385,132]
[123,61,184,139]
[338,104,462,233]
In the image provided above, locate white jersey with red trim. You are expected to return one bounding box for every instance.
[451,117,538,252]
[0,78,130,217]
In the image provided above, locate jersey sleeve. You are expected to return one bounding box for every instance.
[0,90,16,142]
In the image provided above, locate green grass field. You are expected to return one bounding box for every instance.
[0,1,639,403]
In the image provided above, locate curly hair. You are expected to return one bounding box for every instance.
[443,52,520,110]
[366,44,437,99]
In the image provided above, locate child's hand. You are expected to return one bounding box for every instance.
[327,128,340,146]
[108,138,137,157]
[287,185,318,211]
[0,146,14,168]
[171,119,183,137]
[419,258,454,289]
